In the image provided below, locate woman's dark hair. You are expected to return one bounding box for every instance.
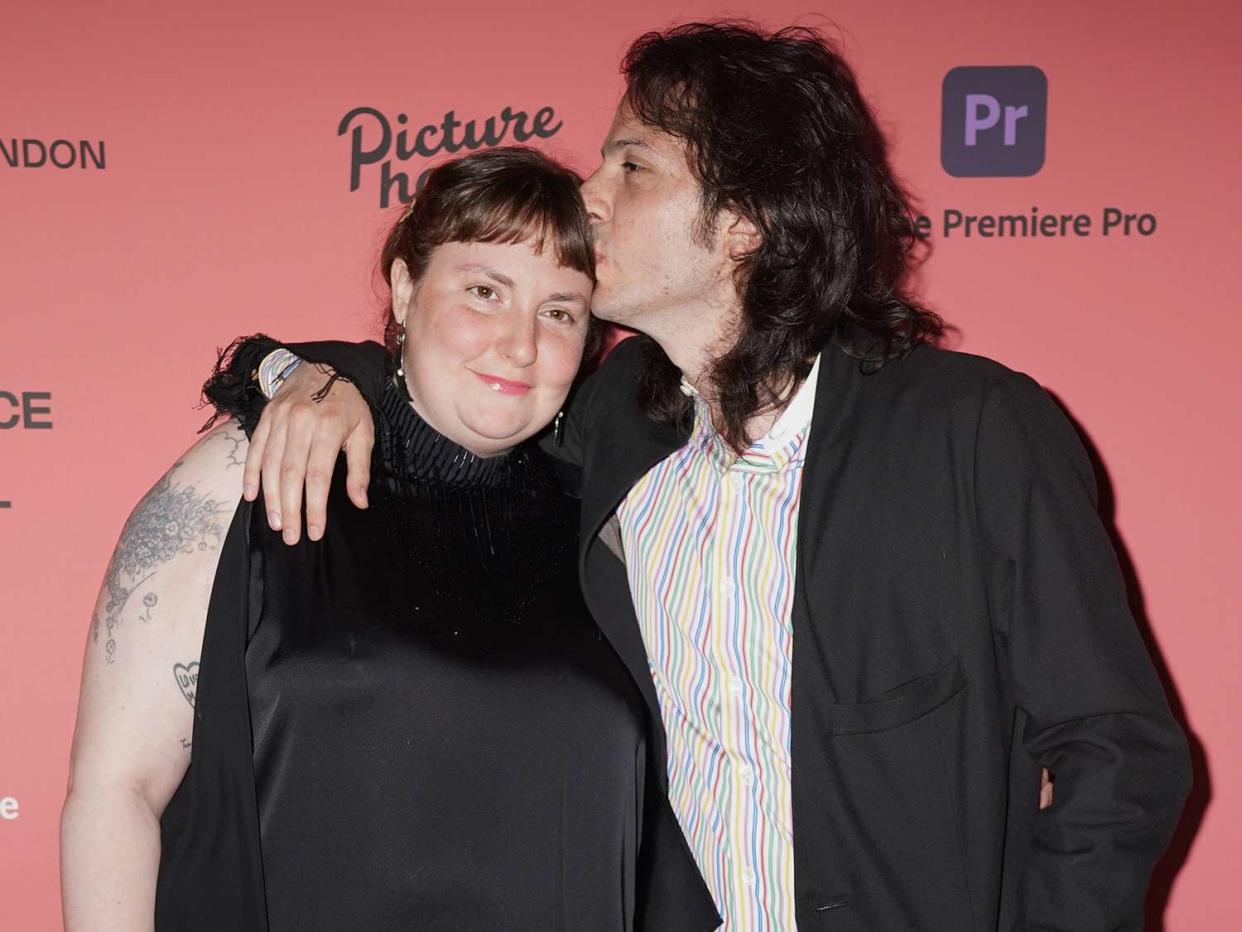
[378,145,602,364]
[622,22,942,451]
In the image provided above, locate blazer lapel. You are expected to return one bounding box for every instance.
[791,342,872,705]
[580,413,686,551]
[578,407,688,775]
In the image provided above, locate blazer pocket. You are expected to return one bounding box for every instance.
[816,656,975,930]
[826,655,966,736]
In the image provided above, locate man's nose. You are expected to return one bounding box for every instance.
[580,168,609,224]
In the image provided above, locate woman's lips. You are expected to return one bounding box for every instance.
[472,371,532,396]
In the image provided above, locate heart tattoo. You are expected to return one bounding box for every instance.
[173,661,200,707]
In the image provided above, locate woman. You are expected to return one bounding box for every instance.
[61,147,720,931]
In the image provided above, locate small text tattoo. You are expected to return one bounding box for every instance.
[96,466,226,663]
[174,661,200,707]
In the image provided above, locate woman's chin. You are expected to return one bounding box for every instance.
[457,415,543,455]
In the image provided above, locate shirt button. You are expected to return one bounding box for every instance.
[730,679,742,695]
[743,867,756,883]
[720,577,735,595]
[742,767,754,786]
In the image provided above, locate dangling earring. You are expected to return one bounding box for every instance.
[394,325,413,402]
[553,409,565,446]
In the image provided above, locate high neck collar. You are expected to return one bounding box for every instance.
[376,378,517,489]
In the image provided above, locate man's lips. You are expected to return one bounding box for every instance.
[472,371,532,396]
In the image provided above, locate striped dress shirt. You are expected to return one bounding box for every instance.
[616,355,820,930]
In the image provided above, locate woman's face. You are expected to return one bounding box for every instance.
[391,239,593,457]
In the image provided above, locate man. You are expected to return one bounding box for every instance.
[211,22,1189,930]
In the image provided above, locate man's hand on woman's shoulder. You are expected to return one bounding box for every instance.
[244,363,374,545]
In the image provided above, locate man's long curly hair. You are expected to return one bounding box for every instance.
[623,22,942,451]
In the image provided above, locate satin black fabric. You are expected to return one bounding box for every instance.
[158,381,670,931]
[247,385,648,930]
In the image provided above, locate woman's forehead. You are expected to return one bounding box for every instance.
[427,241,592,292]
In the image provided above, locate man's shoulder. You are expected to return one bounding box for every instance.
[898,342,1025,385]
[870,342,1046,410]
[581,333,649,408]
[871,344,1080,461]
[599,332,648,377]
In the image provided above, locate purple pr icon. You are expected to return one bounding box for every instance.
[941,66,1047,177]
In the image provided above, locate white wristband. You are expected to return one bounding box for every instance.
[257,349,303,399]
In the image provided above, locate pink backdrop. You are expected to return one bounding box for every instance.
[2,1,1238,927]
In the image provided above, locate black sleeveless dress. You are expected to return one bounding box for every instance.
[157,382,655,930]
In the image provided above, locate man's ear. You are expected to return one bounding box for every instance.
[390,259,414,326]
[722,211,762,261]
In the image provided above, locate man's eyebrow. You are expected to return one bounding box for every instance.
[601,137,653,157]
[456,264,516,288]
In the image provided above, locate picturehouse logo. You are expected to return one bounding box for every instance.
[941,66,1047,177]
[338,104,563,208]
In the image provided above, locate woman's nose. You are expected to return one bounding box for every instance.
[497,315,538,368]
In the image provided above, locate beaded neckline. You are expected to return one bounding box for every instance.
[376,379,519,489]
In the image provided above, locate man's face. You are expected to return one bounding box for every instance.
[580,103,734,331]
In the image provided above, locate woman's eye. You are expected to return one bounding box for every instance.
[468,285,497,300]
[544,308,574,324]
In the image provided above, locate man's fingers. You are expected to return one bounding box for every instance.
[1039,768,1054,810]
[278,414,314,545]
[260,415,289,532]
[243,413,271,502]
[343,422,375,511]
[304,425,344,541]
[246,363,370,543]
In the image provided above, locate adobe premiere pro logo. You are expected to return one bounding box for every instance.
[941,66,1047,177]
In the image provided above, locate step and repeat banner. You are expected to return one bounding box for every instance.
[2,1,1238,927]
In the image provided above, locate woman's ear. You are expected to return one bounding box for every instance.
[390,259,414,326]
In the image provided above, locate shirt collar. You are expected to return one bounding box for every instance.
[682,354,821,473]
[764,352,820,445]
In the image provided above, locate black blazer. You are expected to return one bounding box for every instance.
[215,333,1191,931]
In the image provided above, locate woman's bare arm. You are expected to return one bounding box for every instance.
[60,422,247,931]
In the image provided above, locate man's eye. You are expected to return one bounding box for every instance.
[621,161,643,173]
[468,285,497,300]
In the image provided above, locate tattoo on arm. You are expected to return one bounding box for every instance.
[219,429,245,469]
[94,462,227,663]
[173,661,199,707]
